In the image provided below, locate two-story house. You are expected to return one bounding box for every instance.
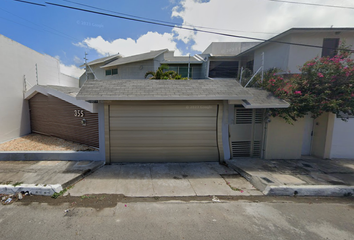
[236,28,354,159]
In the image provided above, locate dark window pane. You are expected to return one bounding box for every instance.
[168,66,178,73]
[246,60,254,72]
[178,67,192,78]
[209,61,238,78]
[322,38,339,58]
[105,69,112,75]
[112,69,118,75]
[166,65,192,78]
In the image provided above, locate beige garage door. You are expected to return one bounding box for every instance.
[109,104,219,162]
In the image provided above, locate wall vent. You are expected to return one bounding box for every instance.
[231,141,251,157]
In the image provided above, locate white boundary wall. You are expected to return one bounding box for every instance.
[330,117,354,159]
[0,34,78,143]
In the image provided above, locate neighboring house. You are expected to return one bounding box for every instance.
[0,34,79,144]
[237,28,354,74]
[79,49,207,86]
[79,42,259,86]
[79,53,121,86]
[236,28,354,159]
[202,42,259,78]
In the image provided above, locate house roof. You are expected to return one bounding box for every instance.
[240,88,290,109]
[80,53,121,67]
[76,79,254,101]
[101,49,169,68]
[237,27,354,57]
[203,42,260,56]
[25,85,98,113]
[43,85,81,97]
[161,55,203,64]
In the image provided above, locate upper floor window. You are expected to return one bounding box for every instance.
[105,68,118,76]
[209,61,239,78]
[321,38,339,58]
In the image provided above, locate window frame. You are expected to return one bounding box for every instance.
[105,68,118,76]
[321,38,340,58]
[105,69,112,76]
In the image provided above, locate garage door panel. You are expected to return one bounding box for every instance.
[110,117,216,131]
[110,105,217,117]
[110,130,217,147]
[108,103,220,163]
[111,147,219,162]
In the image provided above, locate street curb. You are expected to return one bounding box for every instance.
[264,185,354,197]
[224,160,252,180]
[225,160,268,192]
[225,160,354,197]
[0,161,105,196]
[61,161,105,189]
[0,184,63,196]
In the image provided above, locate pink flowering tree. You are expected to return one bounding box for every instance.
[259,43,354,123]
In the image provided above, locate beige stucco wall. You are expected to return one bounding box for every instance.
[311,112,335,159]
[254,30,354,74]
[264,117,305,159]
[288,31,354,73]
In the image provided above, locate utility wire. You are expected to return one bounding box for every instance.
[44,1,353,51]
[0,15,78,42]
[63,0,276,35]
[13,0,45,7]
[0,15,51,34]
[10,0,354,52]
[0,7,80,42]
[268,0,354,10]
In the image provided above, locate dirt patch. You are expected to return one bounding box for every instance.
[12,194,354,210]
[0,133,97,151]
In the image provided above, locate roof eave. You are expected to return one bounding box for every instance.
[160,61,203,64]
[101,49,169,68]
[25,85,98,113]
[236,27,354,58]
[241,100,290,109]
[76,95,253,101]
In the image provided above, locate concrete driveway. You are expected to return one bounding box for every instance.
[67,162,261,197]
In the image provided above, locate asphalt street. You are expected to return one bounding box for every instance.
[0,196,353,240]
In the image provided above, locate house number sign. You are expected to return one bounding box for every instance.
[74,109,85,117]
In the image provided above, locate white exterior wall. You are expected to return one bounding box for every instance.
[288,32,354,73]
[330,117,354,159]
[0,34,76,143]
[254,36,292,72]
[80,59,156,86]
[302,114,313,156]
[59,73,79,87]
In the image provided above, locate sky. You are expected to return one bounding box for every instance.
[1,0,354,78]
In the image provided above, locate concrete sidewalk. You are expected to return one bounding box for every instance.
[67,162,262,197]
[0,161,104,196]
[2,158,353,198]
[226,157,354,197]
[0,161,261,197]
